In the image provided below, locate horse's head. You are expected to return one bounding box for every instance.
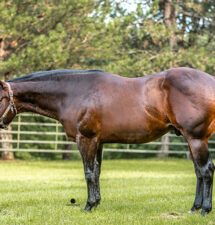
[0,81,17,129]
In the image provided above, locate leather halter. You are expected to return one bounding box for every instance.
[0,82,17,129]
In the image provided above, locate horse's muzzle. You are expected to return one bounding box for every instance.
[0,122,8,130]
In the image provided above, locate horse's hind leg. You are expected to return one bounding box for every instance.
[187,138,214,215]
[200,157,214,215]
[77,134,101,211]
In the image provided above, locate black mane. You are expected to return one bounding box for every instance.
[8,69,104,83]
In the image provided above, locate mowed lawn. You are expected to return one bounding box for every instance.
[0,158,215,225]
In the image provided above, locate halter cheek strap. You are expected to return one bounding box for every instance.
[0,82,17,129]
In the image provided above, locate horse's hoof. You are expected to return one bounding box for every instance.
[96,199,101,205]
[201,210,207,216]
[188,210,195,214]
[189,205,201,214]
[84,204,92,211]
[84,207,92,212]
[84,202,97,211]
[201,208,211,216]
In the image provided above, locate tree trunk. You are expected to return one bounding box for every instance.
[158,134,169,157]
[1,126,14,160]
[163,0,177,51]
[0,37,14,160]
[158,0,177,157]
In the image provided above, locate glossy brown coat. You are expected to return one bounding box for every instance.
[0,67,214,214]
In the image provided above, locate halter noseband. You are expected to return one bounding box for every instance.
[0,82,17,129]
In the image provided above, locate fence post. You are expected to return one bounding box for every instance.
[157,133,169,157]
[55,121,58,150]
[17,115,21,150]
[62,134,71,160]
[0,126,14,160]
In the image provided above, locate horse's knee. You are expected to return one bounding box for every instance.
[85,169,95,183]
[194,163,203,179]
[201,159,214,180]
[189,139,209,167]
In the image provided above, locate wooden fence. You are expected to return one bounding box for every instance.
[0,113,215,156]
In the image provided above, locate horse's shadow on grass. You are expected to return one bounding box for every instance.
[66,203,80,207]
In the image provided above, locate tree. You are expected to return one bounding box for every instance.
[0,0,112,76]
[0,0,112,159]
[160,0,178,157]
[98,0,215,76]
[0,38,14,160]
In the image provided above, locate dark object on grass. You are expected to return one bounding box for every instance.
[0,67,214,215]
[70,198,76,204]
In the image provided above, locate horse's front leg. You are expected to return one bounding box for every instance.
[190,162,203,212]
[77,134,101,211]
[95,144,103,205]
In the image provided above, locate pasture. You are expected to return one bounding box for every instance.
[0,158,214,225]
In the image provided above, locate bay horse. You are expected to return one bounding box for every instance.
[0,67,214,215]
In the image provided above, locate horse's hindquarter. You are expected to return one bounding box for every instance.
[163,68,215,140]
[99,73,169,143]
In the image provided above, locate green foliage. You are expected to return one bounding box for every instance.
[1,1,215,159]
[0,0,106,75]
[0,1,215,76]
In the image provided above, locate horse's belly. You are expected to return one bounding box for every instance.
[101,117,169,144]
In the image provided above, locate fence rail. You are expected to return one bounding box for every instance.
[0,113,215,156]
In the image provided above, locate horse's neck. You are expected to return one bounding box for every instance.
[11,81,61,120]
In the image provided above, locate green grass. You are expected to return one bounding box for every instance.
[0,158,214,225]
